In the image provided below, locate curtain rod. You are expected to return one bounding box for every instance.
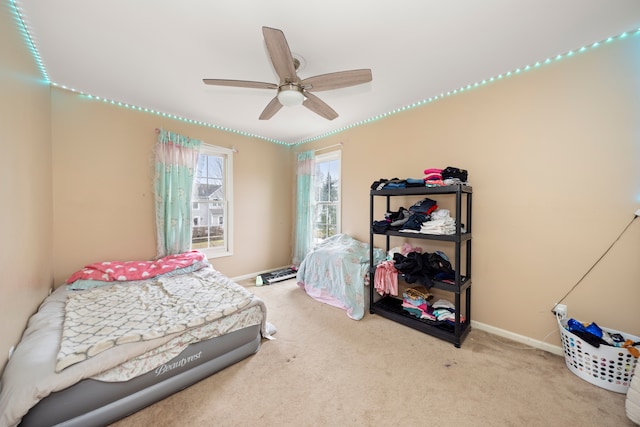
[314,142,343,153]
[155,128,238,152]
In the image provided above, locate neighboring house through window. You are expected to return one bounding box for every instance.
[313,150,341,243]
[191,144,233,257]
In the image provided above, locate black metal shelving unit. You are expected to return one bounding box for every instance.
[369,185,473,347]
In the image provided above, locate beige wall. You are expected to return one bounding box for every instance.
[295,33,640,346]
[0,2,53,370]
[51,89,293,285]
[2,0,639,365]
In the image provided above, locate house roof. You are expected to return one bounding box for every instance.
[14,0,640,145]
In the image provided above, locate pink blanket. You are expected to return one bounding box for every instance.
[65,251,206,284]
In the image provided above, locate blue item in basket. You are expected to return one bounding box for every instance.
[585,322,604,338]
[567,318,587,333]
[567,318,602,337]
[567,319,602,338]
[567,318,609,347]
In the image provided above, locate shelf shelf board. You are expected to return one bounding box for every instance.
[430,276,472,293]
[367,270,472,293]
[374,230,471,243]
[371,185,472,196]
[370,296,470,347]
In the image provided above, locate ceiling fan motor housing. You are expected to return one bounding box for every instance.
[277,83,304,106]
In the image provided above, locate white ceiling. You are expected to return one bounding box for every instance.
[14,0,640,144]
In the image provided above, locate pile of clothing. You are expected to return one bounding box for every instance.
[429,298,466,323]
[371,166,470,191]
[401,286,432,318]
[375,243,421,296]
[370,177,426,190]
[423,166,469,187]
[423,168,443,184]
[393,250,455,287]
[402,208,456,235]
[374,244,458,295]
[371,197,458,236]
[401,288,465,324]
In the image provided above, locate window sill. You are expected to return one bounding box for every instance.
[199,247,233,259]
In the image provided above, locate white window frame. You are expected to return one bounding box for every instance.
[313,150,341,243]
[192,144,234,258]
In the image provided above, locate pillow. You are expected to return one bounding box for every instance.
[67,279,111,290]
[67,260,211,290]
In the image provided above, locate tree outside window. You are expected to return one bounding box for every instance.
[313,151,341,243]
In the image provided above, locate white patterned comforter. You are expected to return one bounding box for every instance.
[57,267,253,371]
[0,266,269,427]
[296,234,386,320]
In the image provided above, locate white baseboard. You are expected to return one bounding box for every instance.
[471,320,564,356]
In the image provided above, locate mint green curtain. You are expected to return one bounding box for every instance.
[154,130,202,257]
[293,150,315,266]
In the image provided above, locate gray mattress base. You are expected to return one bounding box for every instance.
[20,324,262,427]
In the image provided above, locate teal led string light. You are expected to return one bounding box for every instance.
[10,2,640,147]
[54,84,289,146]
[9,0,49,83]
[292,27,640,146]
[11,0,288,146]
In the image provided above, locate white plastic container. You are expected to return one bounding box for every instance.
[558,316,639,393]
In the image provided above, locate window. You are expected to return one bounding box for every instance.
[313,151,341,243]
[191,144,233,257]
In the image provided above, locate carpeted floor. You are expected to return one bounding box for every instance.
[110,279,633,426]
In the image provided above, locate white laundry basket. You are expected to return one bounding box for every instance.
[558,316,639,393]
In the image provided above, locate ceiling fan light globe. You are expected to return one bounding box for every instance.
[277,87,304,107]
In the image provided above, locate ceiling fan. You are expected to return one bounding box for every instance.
[203,26,372,120]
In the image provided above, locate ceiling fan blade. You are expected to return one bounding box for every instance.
[302,92,338,120]
[301,69,372,92]
[203,79,277,90]
[262,26,298,84]
[259,97,283,120]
